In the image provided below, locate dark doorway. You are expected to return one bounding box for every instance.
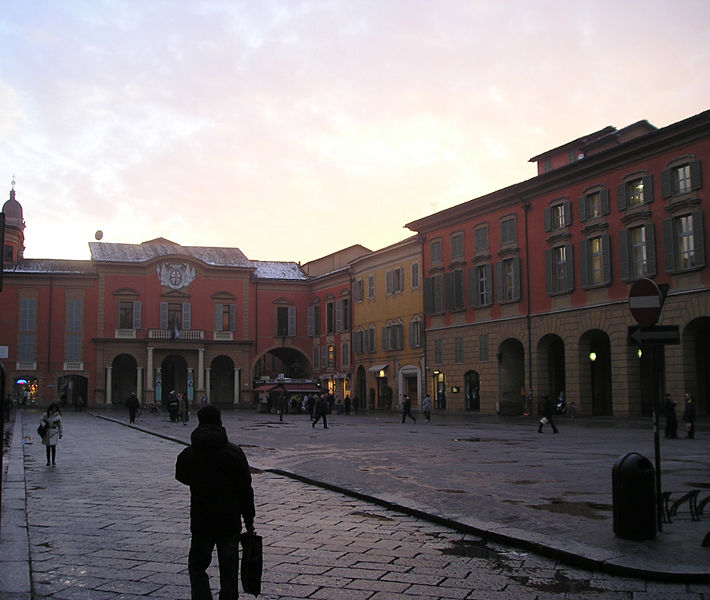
[465,370,480,411]
[161,355,188,403]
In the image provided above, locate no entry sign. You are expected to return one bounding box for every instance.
[629,278,663,326]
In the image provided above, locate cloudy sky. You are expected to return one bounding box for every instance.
[2,1,709,263]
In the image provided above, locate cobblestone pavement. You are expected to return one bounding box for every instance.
[1,409,709,599]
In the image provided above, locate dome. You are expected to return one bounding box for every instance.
[3,188,25,229]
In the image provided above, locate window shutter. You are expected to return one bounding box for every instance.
[482,264,492,305]
[133,301,141,329]
[321,347,327,369]
[496,261,503,303]
[512,257,521,302]
[307,306,314,337]
[182,303,191,330]
[288,306,296,336]
[660,169,672,198]
[601,188,610,216]
[564,244,574,292]
[468,266,477,307]
[619,230,630,282]
[563,200,572,226]
[602,234,611,285]
[160,302,168,330]
[215,304,223,331]
[578,196,587,222]
[229,304,235,331]
[368,327,375,352]
[335,300,343,332]
[690,161,702,191]
[643,175,653,204]
[580,240,589,288]
[115,301,121,330]
[692,211,705,267]
[545,248,553,294]
[443,272,454,312]
[313,347,319,368]
[382,326,389,351]
[663,218,675,272]
[386,270,393,294]
[543,207,551,232]
[645,224,656,276]
[423,277,433,314]
[617,183,627,211]
[409,322,415,348]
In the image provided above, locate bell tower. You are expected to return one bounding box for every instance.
[2,178,25,264]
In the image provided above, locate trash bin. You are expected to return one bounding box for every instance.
[612,452,656,540]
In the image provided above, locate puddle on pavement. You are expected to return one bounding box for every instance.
[530,498,612,520]
[350,511,394,521]
[451,437,521,445]
[512,572,605,594]
[435,488,468,494]
[440,538,500,560]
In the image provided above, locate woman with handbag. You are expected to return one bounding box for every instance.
[39,402,63,466]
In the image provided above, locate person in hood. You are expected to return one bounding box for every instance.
[175,405,256,599]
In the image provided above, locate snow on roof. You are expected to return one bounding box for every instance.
[7,259,94,274]
[89,240,251,267]
[250,260,308,280]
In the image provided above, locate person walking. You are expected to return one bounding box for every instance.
[175,405,256,600]
[181,393,190,426]
[126,392,140,423]
[664,393,678,439]
[312,394,329,429]
[40,402,63,466]
[401,395,416,424]
[538,394,559,434]
[422,393,432,422]
[683,392,697,439]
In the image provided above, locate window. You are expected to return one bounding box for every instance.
[545,244,573,295]
[450,232,464,260]
[354,279,363,302]
[275,305,296,337]
[580,234,611,288]
[367,275,375,300]
[335,298,349,332]
[354,329,364,354]
[500,217,517,245]
[119,300,141,329]
[411,262,420,289]
[474,224,489,251]
[19,297,36,364]
[579,188,610,222]
[408,319,422,348]
[444,269,465,311]
[20,297,36,331]
[454,337,464,364]
[430,238,443,263]
[160,302,190,331]
[469,264,492,308]
[327,345,336,369]
[620,225,656,281]
[307,304,321,337]
[386,268,404,295]
[321,346,327,369]
[423,274,443,314]
[214,303,235,332]
[664,212,705,272]
[341,342,349,367]
[367,325,376,353]
[618,176,652,210]
[479,334,489,362]
[382,322,403,351]
[313,347,320,369]
[434,339,443,364]
[66,298,83,363]
[496,257,520,303]
[326,300,335,333]
[544,200,571,231]
[661,160,701,197]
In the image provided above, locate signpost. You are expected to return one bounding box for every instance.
[627,278,671,532]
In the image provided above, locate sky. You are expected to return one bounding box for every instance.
[1,1,709,264]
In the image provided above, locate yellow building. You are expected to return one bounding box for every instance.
[350,236,425,411]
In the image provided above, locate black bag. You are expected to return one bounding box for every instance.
[240,531,263,596]
[37,422,47,438]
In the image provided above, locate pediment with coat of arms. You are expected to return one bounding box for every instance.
[156,263,196,290]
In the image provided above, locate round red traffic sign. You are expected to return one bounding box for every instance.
[629,278,662,325]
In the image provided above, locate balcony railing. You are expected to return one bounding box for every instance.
[63,361,84,371]
[213,331,234,341]
[148,329,204,340]
[16,361,37,371]
[115,329,137,339]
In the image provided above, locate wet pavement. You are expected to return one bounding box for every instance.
[1,407,709,599]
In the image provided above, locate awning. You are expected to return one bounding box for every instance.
[253,383,322,394]
[367,364,389,373]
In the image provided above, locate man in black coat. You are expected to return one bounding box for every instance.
[176,405,256,599]
[126,392,140,423]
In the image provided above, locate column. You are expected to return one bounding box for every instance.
[233,368,241,405]
[198,348,205,393]
[105,366,112,405]
[205,368,211,404]
[147,347,154,390]
[136,367,143,403]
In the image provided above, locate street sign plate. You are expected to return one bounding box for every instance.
[629,278,663,325]
[628,325,680,346]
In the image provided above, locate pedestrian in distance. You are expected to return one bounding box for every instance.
[422,393,432,422]
[40,402,63,466]
[312,394,329,429]
[180,392,190,426]
[401,395,416,423]
[344,395,351,415]
[683,392,696,439]
[175,405,256,600]
[277,393,287,422]
[664,393,678,439]
[538,394,559,434]
[126,392,140,423]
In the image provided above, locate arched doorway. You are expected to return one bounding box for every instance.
[253,347,309,380]
[465,370,480,411]
[57,375,89,410]
[537,334,565,401]
[579,329,612,415]
[497,338,525,415]
[211,355,235,406]
[683,317,710,415]
[161,354,188,404]
[112,354,137,405]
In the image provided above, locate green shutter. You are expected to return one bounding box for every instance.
[617,183,627,211]
[288,306,296,336]
[602,235,611,284]
[663,218,675,272]
[601,188,610,216]
[660,169,672,198]
[545,248,553,294]
[496,261,503,303]
[215,304,223,331]
[564,244,574,292]
[580,240,589,288]
[690,160,702,191]
[229,304,235,331]
[468,266,477,308]
[182,303,191,330]
[543,206,551,232]
[563,200,572,227]
[133,301,141,330]
[160,302,168,330]
[643,175,653,204]
[578,196,587,222]
[619,230,630,282]
[512,257,521,302]
[692,211,705,267]
[646,224,656,276]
